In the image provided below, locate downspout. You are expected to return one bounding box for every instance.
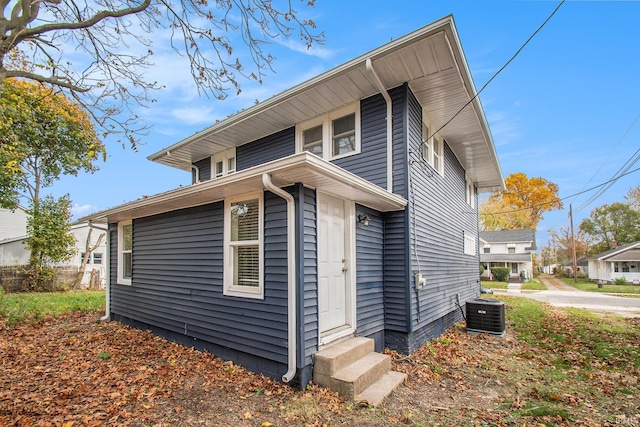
[191,164,200,183]
[366,58,393,193]
[88,221,110,321]
[262,173,297,383]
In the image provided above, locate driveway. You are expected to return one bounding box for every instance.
[500,275,640,317]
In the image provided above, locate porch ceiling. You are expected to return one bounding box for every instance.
[480,254,532,263]
[148,16,503,193]
[80,153,407,224]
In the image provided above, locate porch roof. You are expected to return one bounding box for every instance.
[591,241,640,261]
[148,16,503,193]
[480,253,532,263]
[80,152,408,224]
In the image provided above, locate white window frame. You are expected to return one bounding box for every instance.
[295,103,361,161]
[466,176,475,208]
[211,148,236,179]
[93,252,103,265]
[421,113,444,176]
[464,232,476,256]
[117,221,132,285]
[223,191,264,299]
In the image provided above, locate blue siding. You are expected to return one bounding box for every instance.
[355,205,384,350]
[300,187,318,371]
[192,157,211,183]
[236,127,295,171]
[405,87,480,351]
[108,192,295,380]
[334,86,407,193]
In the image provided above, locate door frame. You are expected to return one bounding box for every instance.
[317,191,357,346]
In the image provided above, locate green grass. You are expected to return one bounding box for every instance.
[560,277,640,294]
[481,280,507,289]
[0,289,105,325]
[521,278,547,291]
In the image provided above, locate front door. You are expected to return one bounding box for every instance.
[318,193,353,340]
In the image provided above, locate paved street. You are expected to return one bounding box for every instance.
[499,275,640,317]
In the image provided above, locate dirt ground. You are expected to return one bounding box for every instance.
[1,307,638,426]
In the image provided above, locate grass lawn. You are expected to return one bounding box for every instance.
[482,279,547,291]
[1,291,639,426]
[560,277,640,295]
[482,280,507,289]
[0,289,105,325]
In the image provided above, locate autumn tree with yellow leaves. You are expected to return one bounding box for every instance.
[480,172,563,231]
[0,79,105,276]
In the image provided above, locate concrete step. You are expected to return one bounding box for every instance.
[315,352,391,399]
[356,370,407,406]
[314,336,374,376]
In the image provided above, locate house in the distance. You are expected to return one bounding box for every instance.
[0,206,107,288]
[588,241,640,284]
[480,229,536,281]
[82,16,504,401]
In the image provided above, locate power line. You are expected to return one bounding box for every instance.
[479,164,640,217]
[569,112,640,208]
[425,0,566,141]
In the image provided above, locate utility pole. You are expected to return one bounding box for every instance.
[569,204,578,283]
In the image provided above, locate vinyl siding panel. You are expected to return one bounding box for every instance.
[405,88,480,349]
[108,194,292,378]
[301,187,318,367]
[333,86,407,193]
[355,205,384,343]
[192,157,211,183]
[236,128,295,171]
[382,85,410,336]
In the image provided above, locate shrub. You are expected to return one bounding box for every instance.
[479,265,485,275]
[22,266,62,292]
[491,267,510,282]
[614,276,628,286]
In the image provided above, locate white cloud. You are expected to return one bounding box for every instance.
[72,203,98,218]
[275,37,335,59]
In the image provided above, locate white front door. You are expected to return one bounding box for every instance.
[318,193,353,339]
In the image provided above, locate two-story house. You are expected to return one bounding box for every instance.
[479,229,536,281]
[82,16,504,401]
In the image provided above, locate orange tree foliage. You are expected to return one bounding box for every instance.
[480,172,562,231]
[0,78,105,209]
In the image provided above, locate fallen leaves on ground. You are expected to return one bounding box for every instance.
[1,303,638,426]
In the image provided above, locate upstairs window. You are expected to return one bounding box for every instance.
[422,114,444,175]
[508,247,516,254]
[466,177,476,208]
[464,232,476,256]
[296,103,360,160]
[483,247,490,254]
[224,192,264,299]
[117,221,132,285]
[212,148,236,178]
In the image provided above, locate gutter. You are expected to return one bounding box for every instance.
[88,221,110,321]
[261,173,297,383]
[365,58,393,192]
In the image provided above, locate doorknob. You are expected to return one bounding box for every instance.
[342,267,348,272]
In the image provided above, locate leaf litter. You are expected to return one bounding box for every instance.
[0,302,638,426]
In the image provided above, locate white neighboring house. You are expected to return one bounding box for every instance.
[479,229,536,281]
[587,241,640,285]
[0,207,107,287]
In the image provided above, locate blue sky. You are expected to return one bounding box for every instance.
[52,0,640,251]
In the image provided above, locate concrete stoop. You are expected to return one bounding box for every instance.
[313,337,406,406]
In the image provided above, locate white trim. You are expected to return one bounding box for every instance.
[80,153,407,224]
[117,221,132,286]
[223,191,264,299]
[295,103,361,161]
[464,231,476,256]
[211,147,236,178]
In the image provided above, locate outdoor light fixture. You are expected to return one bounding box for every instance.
[357,214,370,226]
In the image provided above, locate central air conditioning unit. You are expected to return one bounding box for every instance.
[466,298,505,337]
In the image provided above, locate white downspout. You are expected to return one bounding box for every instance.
[191,164,200,183]
[366,58,393,193]
[262,173,297,383]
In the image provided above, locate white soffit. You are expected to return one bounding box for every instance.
[81,153,407,223]
[149,16,504,193]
